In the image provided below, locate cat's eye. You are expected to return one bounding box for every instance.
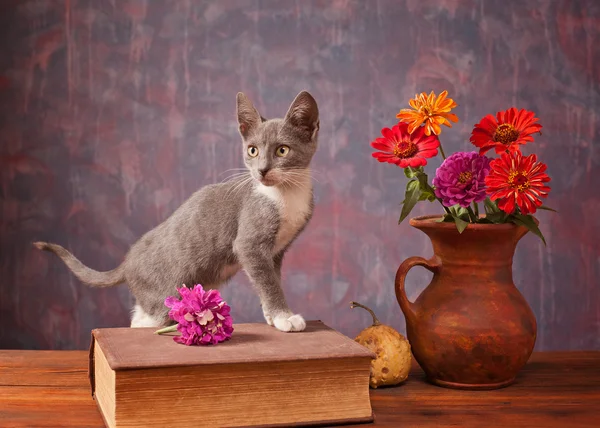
[247,146,259,157]
[276,145,290,157]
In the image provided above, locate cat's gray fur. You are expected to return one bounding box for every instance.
[34,91,320,332]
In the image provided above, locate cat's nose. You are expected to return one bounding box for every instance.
[259,168,270,177]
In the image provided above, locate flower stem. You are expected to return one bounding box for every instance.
[350,301,381,326]
[466,206,478,223]
[155,324,178,335]
[438,143,447,160]
[473,202,479,218]
[438,199,451,215]
[428,182,451,215]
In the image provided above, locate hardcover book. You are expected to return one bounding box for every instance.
[88,320,375,428]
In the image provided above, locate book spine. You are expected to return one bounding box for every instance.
[88,329,97,397]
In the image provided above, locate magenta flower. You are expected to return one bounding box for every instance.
[433,151,491,208]
[159,284,233,346]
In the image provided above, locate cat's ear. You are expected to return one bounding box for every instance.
[236,92,262,138]
[284,91,319,141]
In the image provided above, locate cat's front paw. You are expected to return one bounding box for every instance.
[262,306,274,326]
[264,314,274,326]
[273,313,306,332]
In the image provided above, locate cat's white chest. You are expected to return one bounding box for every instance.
[256,179,312,254]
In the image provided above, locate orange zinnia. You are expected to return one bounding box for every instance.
[396,90,459,136]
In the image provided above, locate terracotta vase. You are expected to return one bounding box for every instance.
[395,215,537,390]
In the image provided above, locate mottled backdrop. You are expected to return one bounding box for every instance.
[0,0,598,350]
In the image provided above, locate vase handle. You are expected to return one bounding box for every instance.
[395,256,440,322]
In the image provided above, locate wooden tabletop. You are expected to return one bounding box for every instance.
[0,351,598,427]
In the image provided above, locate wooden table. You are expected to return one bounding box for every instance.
[0,351,598,427]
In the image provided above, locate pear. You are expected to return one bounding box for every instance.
[350,301,412,388]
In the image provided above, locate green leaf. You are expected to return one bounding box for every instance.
[418,187,437,202]
[449,205,470,222]
[415,170,429,189]
[511,214,547,246]
[436,214,454,223]
[404,167,436,203]
[457,206,470,220]
[485,212,507,224]
[446,205,470,232]
[484,197,500,214]
[418,192,436,202]
[538,205,558,213]
[416,170,437,202]
[451,213,469,233]
[398,179,420,224]
[404,166,422,179]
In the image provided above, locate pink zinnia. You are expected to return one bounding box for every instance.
[433,151,491,208]
[164,284,233,346]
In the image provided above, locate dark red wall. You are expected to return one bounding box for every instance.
[1,0,598,350]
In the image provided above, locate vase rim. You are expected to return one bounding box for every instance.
[409,214,521,231]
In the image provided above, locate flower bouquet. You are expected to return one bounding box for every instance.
[373,91,552,389]
[371,90,553,243]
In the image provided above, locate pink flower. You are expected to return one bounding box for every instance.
[164,284,233,346]
[433,151,491,208]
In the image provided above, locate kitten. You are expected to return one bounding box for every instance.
[34,91,320,333]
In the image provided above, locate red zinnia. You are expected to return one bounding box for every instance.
[370,122,440,168]
[485,151,551,215]
[470,108,542,155]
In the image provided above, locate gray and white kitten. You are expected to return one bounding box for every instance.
[34,91,319,333]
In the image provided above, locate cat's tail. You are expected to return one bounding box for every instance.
[33,242,125,288]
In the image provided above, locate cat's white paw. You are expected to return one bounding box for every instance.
[273,313,306,332]
[264,314,274,326]
[262,306,274,326]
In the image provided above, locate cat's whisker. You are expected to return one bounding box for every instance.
[221,172,249,179]
[286,168,322,178]
[226,176,254,200]
[283,170,321,184]
[220,172,251,184]
[224,176,247,200]
[238,177,256,197]
[287,167,324,177]
[218,168,248,176]
[286,179,313,188]
[219,169,249,181]
[285,171,319,181]
[284,169,310,175]
[287,175,320,185]
[225,180,246,200]
[282,175,304,191]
